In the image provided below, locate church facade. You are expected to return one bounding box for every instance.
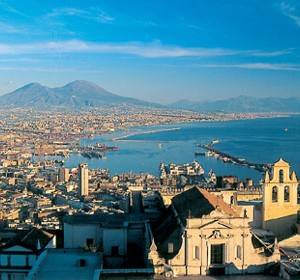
[151,159,299,276]
[151,187,280,276]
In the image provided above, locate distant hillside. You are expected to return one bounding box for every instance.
[0,80,158,108]
[169,96,300,113]
[1,82,299,113]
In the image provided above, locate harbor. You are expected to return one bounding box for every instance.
[76,143,119,159]
[197,140,272,173]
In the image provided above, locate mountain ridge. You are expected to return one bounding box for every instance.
[0,81,299,112]
[0,80,158,108]
[169,95,300,113]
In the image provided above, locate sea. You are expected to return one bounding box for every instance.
[64,115,300,184]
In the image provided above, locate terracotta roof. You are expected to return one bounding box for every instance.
[197,187,238,217]
[171,186,238,224]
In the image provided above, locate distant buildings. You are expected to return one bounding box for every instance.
[58,167,69,183]
[1,152,300,278]
[78,164,89,197]
[160,161,205,187]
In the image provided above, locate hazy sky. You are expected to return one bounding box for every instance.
[0,0,300,103]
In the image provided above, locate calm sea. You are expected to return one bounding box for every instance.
[65,115,300,183]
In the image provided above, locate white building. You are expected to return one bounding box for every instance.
[63,214,154,271]
[0,228,56,280]
[27,249,101,280]
[151,186,280,276]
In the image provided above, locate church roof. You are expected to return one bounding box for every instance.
[172,187,238,224]
[274,158,290,167]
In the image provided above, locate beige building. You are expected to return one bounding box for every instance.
[79,164,89,196]
[59,167,70,183]
[262,158,299,239]
[151,187,280,276]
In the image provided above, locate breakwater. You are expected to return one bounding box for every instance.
[198,143,272,173]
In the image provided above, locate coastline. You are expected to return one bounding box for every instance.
[65,115,300,180]
[108,113,294,143]
[112,127,181,141]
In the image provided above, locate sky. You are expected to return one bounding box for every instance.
[0,0,300,103]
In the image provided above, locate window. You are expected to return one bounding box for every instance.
[284,186,290,202]
[194,246,200,260]
[236,245,242,260]
[111,246,119,256]
[7,256,11,266]
[168,242,174,254]
[86,238,94,247]
[279,169,284,183]
[272,186,278,202]
[26,255,29,267]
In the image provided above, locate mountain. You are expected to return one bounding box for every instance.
[169,95,300,113]
[1,82,299,113]
[0,80,158,108]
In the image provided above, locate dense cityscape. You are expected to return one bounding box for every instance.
[1,0,300,279]
[0,106,298,280]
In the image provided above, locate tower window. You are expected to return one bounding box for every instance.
[272,186,278,202]
[279,169,284,183]
[284,186,290,202]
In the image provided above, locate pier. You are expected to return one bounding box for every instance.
[197,143,271,173]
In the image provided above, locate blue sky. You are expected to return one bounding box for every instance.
[0,0,300,103]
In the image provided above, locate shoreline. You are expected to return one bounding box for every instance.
[109,113,294,143]
[112,127,181,141]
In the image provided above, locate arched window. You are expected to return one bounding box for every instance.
[279,169,284,183]
[272,186,278,202]
[230,196,234,204]
[284,186,290,202]
[236,245,242,259]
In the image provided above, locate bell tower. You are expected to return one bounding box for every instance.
[262,159,298,239]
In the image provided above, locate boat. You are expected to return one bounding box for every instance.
[211,139,220,145]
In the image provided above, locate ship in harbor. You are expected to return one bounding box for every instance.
[77,143,119,159]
